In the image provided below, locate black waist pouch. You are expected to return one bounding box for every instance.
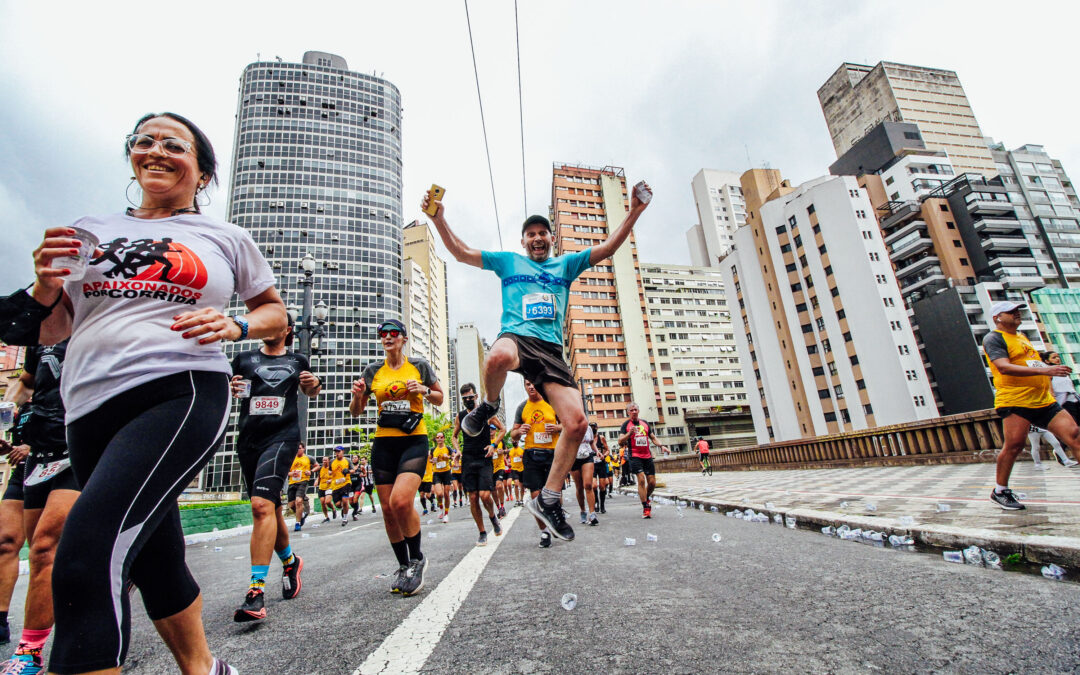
[377,411,423,434]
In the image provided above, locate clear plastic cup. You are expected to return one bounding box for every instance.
[237,379,252,398]
[633,181,653,204]
[54,227,99,281]
[0,402,15,431]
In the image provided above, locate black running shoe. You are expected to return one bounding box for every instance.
[401,557,427,597]
[588,513,599,526]
[476,531,488,547]
[233,588,266,622]
[990,488,1025,510]
[282,555,303,600]
[391,564,407,594]
[526,496,575,541]
[538,531,552,548]
[461,400,498,437]
[491,515,503,537]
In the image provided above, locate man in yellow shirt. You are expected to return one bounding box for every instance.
[287,442,313,530]
[508,443,525,507]
[983,301,1080,509]
[431,433,453,522]
[317,457,335,522]
[419,455,435,516]
[450,451,463,509]
[330,446,353,527]
[510,379,561,548]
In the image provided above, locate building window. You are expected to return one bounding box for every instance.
[818,389,831,399]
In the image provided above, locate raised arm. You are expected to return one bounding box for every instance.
[489,415,506,447]
[421,196,483,268]
[450,415,462,452]
[590,183,651,265]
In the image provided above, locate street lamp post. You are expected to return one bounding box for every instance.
[577,377,595,418]
[290,253,329,444]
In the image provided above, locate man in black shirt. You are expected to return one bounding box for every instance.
[451,383,504,546]
[230,316,321,622]
[1,340,79,670]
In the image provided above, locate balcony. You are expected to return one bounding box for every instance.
[974,217,1023,234]
[901,272,947,295]
[967,198,1014,216]
[1001,274,1045,290]
[980,235,1029,252]
[883,219,927,246]
[895,255,940,280]
[890,235,934,260]
[878,200,921,230]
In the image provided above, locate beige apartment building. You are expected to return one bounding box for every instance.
[403,220,449,411]
[818,61,996,177]
[552,163,661,443]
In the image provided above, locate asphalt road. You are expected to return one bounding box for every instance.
[6,491,1080,673]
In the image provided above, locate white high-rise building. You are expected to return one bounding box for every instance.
[687,169,747,267]
[720,170,938,444]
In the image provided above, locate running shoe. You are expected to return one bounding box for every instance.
[391,564,407,594]
[372,507,378,513]
[233,588,267,622]
[441,512,450,524]
[538,531,552,548]
[1066,459,1080,468]
[498,505,507,519]
[341,518,348,527]
[210,658,239,675]
[0,650,42,675]
[526,496,575,541]
[352,513,358,521]
[579,511,587,524]
[282,555,303,600]
[322,517,330,523]
[401,557,427,597]
[990,488,1025,511]
[1034,463,1051,471]
[293,523,302,532]
[588,513,599,526]
[642,505,652,519]
[422,509,429,515]
[0,622,7,645]
[461,399,499,436]
[491,515,503,537]
[476,531,489,547]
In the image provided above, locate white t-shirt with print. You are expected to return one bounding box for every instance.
[576,425,594,459]
[61,212,275,422]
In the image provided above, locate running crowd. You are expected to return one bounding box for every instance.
[0,111,665,674]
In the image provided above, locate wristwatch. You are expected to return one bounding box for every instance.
[230,316,249,340]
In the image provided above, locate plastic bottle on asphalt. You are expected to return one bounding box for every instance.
[213,547,223,552]
[773,514,783,524]
[889,534,914,547]
[864,502,877,512]
[943,550,964,564]
[981,550,1001,568]
[821,526,835,536]
[561,593,577,610]
[646,533,658,542]
[624,537,636,546]
[839,501,849,509]
[1042,563,1065,580]
[963,546,983,565]
[710,506,719,513]
[785,516,797,529]
[711,533,722,543]
[936,503,951,513]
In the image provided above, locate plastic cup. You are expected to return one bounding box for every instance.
[633,180,653,205]
[0,402,14,431]
[237,379,252,398]
[54,227,99,281]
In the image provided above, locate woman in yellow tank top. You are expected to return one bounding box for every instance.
[430,433,453,522]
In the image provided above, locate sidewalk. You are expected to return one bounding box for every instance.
[639,461,1080,566]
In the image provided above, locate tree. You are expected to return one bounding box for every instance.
[424,411,452,447]
[344,425,373,461]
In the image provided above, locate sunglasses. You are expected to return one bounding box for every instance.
[379,329,402,338]
[462,395,477,401]
[126,134,193,157]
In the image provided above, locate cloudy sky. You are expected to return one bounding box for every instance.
[2,1,1077,389]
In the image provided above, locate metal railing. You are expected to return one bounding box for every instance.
[654,409,1004,472]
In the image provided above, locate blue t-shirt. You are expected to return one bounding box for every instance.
[481,248,593,346]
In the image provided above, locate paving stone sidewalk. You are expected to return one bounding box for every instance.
[642,461,1080,566]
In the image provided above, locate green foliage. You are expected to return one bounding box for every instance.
[178,500,249,510]
[345,425,374,460]
[1003,553,1023,566]
[425,411,452,447]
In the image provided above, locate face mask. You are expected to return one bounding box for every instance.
[464,398,476,411]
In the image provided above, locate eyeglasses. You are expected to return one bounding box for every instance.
[126,134,193,157]
[379,329,402,338]
[462,395,477,401]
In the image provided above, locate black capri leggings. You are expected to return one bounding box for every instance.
[49,370,229,673]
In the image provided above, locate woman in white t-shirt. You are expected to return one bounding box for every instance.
[570,421,599,526]
[29,112,285,674]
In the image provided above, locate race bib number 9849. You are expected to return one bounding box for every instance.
[250,396,285,415]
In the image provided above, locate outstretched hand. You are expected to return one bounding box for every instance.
[420,193,445,222]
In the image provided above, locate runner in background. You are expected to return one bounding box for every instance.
[430,433,452,523]
[349,455,364,519]
[591,424,610,514]
[317,457,335,522]
[508,440,525,507]
[330,446,352,528]
[511,379,562,548]
[287,443,313,531]
[356,456,377,514]
[449,451,464,508]
[0,396,31,646]
[570,420,598,526]
[419,455,434,516]
[491,438,508,518]
[451,383,502,546]
[619,403,668,519]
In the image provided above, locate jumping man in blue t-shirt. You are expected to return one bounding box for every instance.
[421,185,652,541]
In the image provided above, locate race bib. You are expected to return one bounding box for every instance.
[436,461,448,469]
[250,396,285,415]
[1027,359,1047,368]
[534,431,552,444]
[634,436,649,448]
[25,458,71,486]
[381,399,411,412]
[522,293,556,321]
[324,490,333,497]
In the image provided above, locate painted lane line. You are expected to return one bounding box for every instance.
[354,507,521,675]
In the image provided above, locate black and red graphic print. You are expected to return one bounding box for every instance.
[81,236,207,305]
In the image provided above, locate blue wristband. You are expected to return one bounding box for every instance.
[231,316,249,340]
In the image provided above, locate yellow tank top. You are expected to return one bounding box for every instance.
[983,329,1055,408]
[509,446,524,471]
[518,399,559,450]
[432,446,451,472]
[288,455,312,485]
[318,467,332,490]
[422,457,434,482]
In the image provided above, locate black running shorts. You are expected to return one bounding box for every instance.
[419,481,433,493]
[522,449,554,492]
[371,435,428,485]
[238,438,300,507]
[997,403,1063,430]
[571,455,593,472]
[510,469,523,482]
[2,462,25,502]
[432,471,452,486]
[332,486,352,502]
[499,333,575,392]
[461,458,495,493]
[493,469,507,482]
[593,461,610,479]
[23,449,79,510]
[630,457,656,476]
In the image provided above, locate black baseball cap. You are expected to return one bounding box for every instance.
[377,318,407,336]
[521,215,552,234]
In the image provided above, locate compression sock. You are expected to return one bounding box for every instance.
[390,539,409,566]
[405,532,423,562]
[420,496,429,511]
[484,398,499,409]
[598,490,606,511]
[995,484,1009,493]
[642,501,649,508]
[540,487,561,507]
[15,627,50,653]
[249,565,270,591]
[277,545,295,567]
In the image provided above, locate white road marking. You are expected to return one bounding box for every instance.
[354,507,522,675]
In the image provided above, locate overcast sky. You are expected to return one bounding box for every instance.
[2,1,1077,407]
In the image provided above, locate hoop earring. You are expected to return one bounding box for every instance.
[125,179,142,208]
[195,186,211,209]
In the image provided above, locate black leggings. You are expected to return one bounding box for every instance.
[50,371,229,673]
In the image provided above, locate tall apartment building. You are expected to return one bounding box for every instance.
[818,61,996,177]
[447,337,459,413]
[687,169,748,267]
[210,51,403,491]
[402,257,434,390]
[640,263,754,452]
[552,164,659,443]
[403,220,449,410]
[453,323,505,423]
[990,142,1080,287]
[720,169,937,444]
